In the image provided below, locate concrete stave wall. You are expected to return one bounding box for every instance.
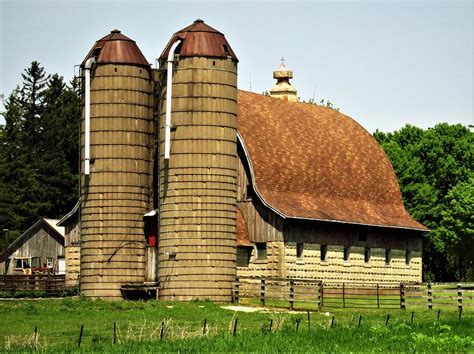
[157,57,238,301]
[80,64,152,300]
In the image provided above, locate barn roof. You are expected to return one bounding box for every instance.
[237,90,428,232]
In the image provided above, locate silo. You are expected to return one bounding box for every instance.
[157,19,238,301]
[80,30,153,299]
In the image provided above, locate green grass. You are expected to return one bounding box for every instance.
[0,298,472,352]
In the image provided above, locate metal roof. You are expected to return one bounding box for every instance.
[160,19,238,62]
[82,29,150,68]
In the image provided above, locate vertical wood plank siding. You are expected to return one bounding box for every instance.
[158,57,238,301]
[80,64,152,300]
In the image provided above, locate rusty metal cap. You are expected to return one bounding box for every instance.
[160,19,238,62]
[81,29,150,69]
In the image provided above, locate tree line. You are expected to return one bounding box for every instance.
[1,62,472,281]
[0,61,81,250]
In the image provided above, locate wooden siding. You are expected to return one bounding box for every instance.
[1,228,64,274]
[236,148,423,283]
[80,64,152,299]
[157,56,238,301]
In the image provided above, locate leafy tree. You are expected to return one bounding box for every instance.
[374,123,474,281]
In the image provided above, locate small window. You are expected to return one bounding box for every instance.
[23,258,31,269]
[364,248,371,263]
[385,249,391,265]
[256,243,267,260]
[14,259,22,270]
[405,250,411,265]
[223,44,230,56]
[296,243,304,259]
[343,246,350,262]
[31,257,40,268]
[46,258,54,269]
[236,246,252,267]
[320,245,327,262]
[359,232,367,242]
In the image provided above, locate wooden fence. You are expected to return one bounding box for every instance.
[0,275,66,295]
[233,277,474,311]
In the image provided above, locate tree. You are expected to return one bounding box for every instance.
[0,62,81,245]
[374,123,474,281]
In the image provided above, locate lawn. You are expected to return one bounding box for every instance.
[0,297,473,352]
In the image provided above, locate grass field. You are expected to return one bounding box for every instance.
[0,297,473,352]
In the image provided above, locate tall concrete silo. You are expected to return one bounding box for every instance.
[157,19,239,301]
[80,30,153,300]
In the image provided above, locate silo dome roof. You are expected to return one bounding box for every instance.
[160,19,238,62]
[82,29,150,68]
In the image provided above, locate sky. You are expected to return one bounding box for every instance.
[0,0,472,133]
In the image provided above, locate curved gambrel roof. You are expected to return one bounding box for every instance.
[237,90,427,232]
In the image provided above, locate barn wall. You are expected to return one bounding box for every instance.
[4,228,64,274]
[284,243,422,283]
[236,152,423,283]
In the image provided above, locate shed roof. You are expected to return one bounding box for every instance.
[160,19,238,62]
[237,90,427,232]
[82,29,150,68]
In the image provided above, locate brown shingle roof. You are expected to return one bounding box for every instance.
[82,29,150,68]
[237,90,428,232]
[160,19,238,62]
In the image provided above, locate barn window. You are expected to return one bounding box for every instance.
[405,250,411,265]
[343,246,350,262]
[46,258,54,269]
[31,257,40,268]
[296,243,304,260]
[236,246,252,267]
[256,243,267,260]
[385,249,392,265]
[364,248,371,263]
[14,259,23,270]
[320,245,327,261]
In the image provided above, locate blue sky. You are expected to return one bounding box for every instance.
[1,0,472,132]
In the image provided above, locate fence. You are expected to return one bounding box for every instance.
[233,276,474,311]
[0,275,66,295]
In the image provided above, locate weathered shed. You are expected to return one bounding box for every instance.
[0,219,65,275]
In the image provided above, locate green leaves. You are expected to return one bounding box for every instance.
[374,123,474,281]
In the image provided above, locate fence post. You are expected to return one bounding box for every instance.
[427,283,433,310]
[342,282,346,308]
[233,277,240,304]
[457,283,462,312]
[289,279,294,310]
[376,284,380,309]
[321,282,324,309]
[317,281,322,310]
[400,283,406,310]
[260,278,265,306]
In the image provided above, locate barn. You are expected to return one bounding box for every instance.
[60,19,427,300]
